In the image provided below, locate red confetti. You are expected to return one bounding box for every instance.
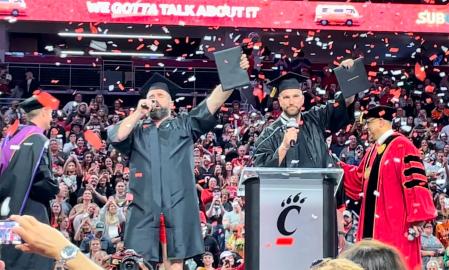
[174,39,180,44]
[389,47,399,53]
[368,71,377,77]
[426,97,433,104]
[136,44,144,51]
[84,130,102,150]
[34,90,60,110]
[389,88,401,98]
[429,54,438,61]
[126,193,133,201]
[135,172,143,178]
[415,63,426,81]
[425,85,435,93]
[378,110,385,117]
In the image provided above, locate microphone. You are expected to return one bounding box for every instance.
[286,118,299,147]
[141,100,156,110]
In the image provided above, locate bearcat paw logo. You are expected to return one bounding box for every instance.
[277,193,307,236]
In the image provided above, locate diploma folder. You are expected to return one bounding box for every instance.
[333,57,371,98]
[214,46,250,91]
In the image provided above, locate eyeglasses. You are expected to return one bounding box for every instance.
[364,118,379,125]
[310,258,331,268]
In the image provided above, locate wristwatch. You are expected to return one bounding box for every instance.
[57,244,79,266]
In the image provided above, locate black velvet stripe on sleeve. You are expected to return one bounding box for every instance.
[404,179,428,189]
[404,155,422,163]
[403,167,426,177]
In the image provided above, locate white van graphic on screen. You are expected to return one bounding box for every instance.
[0,0,27,17]
[315,4,361,26]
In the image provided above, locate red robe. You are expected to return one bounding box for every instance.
[340,132,436,270]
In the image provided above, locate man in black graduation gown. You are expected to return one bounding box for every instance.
[0,91,60,270]
[254,60,356,168]
[107,55,249,270]
[253,59,359,255]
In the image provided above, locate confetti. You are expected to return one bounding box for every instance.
[311,214,318,220]
[84,130,102,150]
[414,63,426,81]
[389,47,399,53]
[373,190,380,197]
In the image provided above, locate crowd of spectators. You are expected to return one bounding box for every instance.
[1,49,449,270]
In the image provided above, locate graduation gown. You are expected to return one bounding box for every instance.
[254,93,353,168]
[108,100,216,262]
[0,124,59,270]
[340,132,436,270]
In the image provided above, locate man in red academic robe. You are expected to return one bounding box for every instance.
[339,105,436,270]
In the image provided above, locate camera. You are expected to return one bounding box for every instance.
[109,249,152,270]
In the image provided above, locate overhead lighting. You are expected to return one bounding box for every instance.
[88,51,164,57]
[60,50,85,55]
[58,32,172,40]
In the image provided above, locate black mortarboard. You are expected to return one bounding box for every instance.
[267,72,308,98]
[140,73,179,99]
[362,105,396,122]
[19,90,60,113]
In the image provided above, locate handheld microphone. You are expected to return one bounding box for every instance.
[286,118,299,147]
[141,100,156,110]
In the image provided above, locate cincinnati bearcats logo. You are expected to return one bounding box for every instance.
[276,193,306,236]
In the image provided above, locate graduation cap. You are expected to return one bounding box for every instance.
[140,73,181,99]
[362,105,396,122]
[19,90,60,113]
[266,72,309,98]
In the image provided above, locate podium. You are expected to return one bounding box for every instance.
[238,168,343,270]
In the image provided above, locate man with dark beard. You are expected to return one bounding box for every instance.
[107,55,249,270]
[254,60,357,168]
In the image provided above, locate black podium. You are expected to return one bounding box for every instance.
[238,168,343,270]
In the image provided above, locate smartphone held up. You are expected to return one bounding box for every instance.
[0,220,22,245]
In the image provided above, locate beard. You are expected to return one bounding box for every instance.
[283,106,300,118]
[149,107,170,120]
